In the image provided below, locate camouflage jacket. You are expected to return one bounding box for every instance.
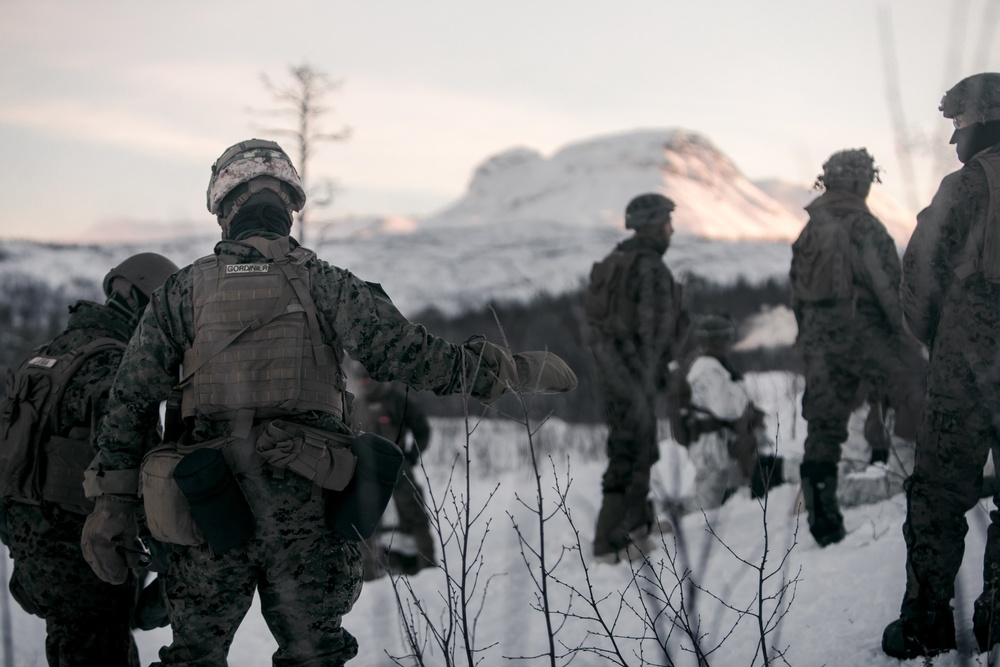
[794,190,905,344]
[901,144,1000,348]
[587,234,683,392]
[36,300,135,446]
[93,235,500,472]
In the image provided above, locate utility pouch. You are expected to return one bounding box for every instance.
[40,434,95,515]
[255,420,357,491]
[173,448,255,555]
[139,445,205,547]
[325,432,403,542]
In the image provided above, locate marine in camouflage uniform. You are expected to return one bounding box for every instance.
[791,148,927,548]
[4,252,177,667]
[586,193,685,562]
[883,72,1000,660]
[351,375,435,579]
[79,139,576,666]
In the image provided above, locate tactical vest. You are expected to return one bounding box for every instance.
[955,152,1000,283]
[790,207,857,305]
[180,237,346,422]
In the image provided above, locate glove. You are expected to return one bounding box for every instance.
[81,495,139,585]
[513,351,578,394]
[466,340,519,404]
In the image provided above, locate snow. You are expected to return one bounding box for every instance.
[5,373,996,666]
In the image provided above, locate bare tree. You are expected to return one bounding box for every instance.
[251,62,351,244]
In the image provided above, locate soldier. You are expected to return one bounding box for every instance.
[1,252,178,666]
[882,72,1000,659]
[789,148,926,547]
[584,192,685,563]
[351,371,435,579]
[78,138,577,665]
[683,314,787,510]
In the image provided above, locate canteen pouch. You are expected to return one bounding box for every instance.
[140,445,205,547]
[255,420,357,491]
[326,432,404,542]
[173,448,255,554]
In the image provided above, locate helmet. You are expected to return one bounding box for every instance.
[693,314,736,343]
[816,148,880,190]
[940,73,1000,129]
[625,193,675,229]
[103,252,180,302]
[206,139,306,217]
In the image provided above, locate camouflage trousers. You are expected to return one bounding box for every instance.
[152,467,364,667]
[362,461,435,578]
[800,327,926,464]
[5,502,139,667]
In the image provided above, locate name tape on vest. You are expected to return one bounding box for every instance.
[226,264,271,275]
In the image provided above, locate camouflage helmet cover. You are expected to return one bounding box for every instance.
[206,139,306,216]
[625,193,676,229]
[816,148,881,189]
[939,72,1000,128]
[102,252,180,301]
[693,313,736,343]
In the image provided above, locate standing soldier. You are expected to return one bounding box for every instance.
[882,72,1000,659]
[789,148,926,547]
[351,371,435,579]
[78,138,577,665]
[584,192,685,563]
[0,252,178,666]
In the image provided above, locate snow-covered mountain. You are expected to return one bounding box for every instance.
[419,128,915,244]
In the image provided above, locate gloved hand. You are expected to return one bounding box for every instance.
[81,495,139,585]
[512,351,578,394]
[466,340,519,404]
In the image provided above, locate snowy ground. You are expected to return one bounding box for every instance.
[3,372,998,666]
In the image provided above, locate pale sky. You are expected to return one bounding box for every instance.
[0,0,997,243]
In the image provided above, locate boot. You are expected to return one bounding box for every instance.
[800,461,845,547]
[593,492,628,561]
[750,455,785,499]
[882,603,956,659]
[974,593,1000,653]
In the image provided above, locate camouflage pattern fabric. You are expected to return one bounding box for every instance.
[5,300,140,666]
[91,234,512,664]
[794,191,927,465]
[151,471,363,666]
[587,235,683,553]
[898,144,1000,610]
[352,382,435,576]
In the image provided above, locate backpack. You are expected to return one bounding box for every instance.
[790,210,856,303]
[0,337,124,512]
[584,249,640,334]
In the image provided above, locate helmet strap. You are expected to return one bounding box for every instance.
[218,177,294,237]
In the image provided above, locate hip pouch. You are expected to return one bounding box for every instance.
[173,448,255,555]
[140,445,206,547]
[255,420,357,491]
[325,432,404,542]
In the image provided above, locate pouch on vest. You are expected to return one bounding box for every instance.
[325,432,403,541]
[790,211,855,303]
[173,448,255,555]
[139,445,205,547]
[255,420,356,491]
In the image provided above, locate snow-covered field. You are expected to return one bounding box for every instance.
[4,372,997,666]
